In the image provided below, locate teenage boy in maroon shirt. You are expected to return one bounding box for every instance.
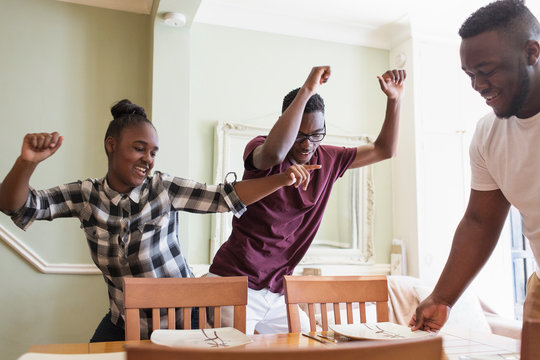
[210,65,406,334]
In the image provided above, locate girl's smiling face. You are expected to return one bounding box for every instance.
[105,122,159,194]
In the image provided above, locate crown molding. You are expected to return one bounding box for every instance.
[0,224,100,275]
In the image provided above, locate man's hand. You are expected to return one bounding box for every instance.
[21,132,63,164]
[409,294,451,332]
[378,69,406,100]
[284,164,322,190]
[302,66,331,95]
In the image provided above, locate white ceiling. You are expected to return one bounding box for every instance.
[196,0,479,29]
[59,0,540,48]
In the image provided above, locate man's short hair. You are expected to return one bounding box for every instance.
[282,88,325,114]
[458,0,540,40]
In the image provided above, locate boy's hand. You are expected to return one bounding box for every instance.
[284,164,322,190]
[302,66,331,94]
[378,69,406,100]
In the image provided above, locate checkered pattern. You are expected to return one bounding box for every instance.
[6,171,246,337]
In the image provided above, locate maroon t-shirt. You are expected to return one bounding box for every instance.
[209,136,357,293]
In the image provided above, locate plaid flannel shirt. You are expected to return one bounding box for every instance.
[6,171,246,338]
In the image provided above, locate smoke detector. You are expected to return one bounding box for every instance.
[163,12,186,27]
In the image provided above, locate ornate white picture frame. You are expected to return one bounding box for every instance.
[212,121,375,265]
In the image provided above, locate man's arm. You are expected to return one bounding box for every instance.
[410,188,510,332]
[251,66,331,170]
[0,132,63,212]
[349,69,406,169]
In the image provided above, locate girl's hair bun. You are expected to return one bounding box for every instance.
[111,99,147,119]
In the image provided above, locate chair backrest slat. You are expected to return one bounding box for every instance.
[233,305,246,333]
[151,309,160,333]
[307,303,316,331]
[213,307,221,328]
[198,306,206,329]
[359,302,367,323]
[125,308,140,340]
[284,275,389,333]
[346,302,353,324]
[124,276,248,340]
[320,303,328,331]
[182,308,190,330]
[333,303,341,324]
[167,308,175,330]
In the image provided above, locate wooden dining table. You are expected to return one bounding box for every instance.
[28,329,520,360]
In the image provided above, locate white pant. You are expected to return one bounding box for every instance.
[207,273,310,334]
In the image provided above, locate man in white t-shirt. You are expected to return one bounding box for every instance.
[410,0,540,332]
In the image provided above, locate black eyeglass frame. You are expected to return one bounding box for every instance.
[294,125,326,143]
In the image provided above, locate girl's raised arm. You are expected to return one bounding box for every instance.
[0,132,63,212]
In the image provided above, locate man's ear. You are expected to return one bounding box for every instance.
[105,136,115,156]
[525,39,540,66]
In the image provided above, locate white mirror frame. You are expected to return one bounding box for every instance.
[212,121,375,265]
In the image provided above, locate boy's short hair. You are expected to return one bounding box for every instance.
[282,88,325,114]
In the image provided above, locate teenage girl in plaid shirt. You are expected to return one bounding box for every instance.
[0,99,319,341]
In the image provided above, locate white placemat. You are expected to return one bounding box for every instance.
[151,327,252,348]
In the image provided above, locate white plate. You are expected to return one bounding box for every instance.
[151,327,252,348]
[330,322,432,341]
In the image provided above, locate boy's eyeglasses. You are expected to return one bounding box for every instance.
[295,127,326,143]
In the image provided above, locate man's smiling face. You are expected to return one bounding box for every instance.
[460,30,532,119]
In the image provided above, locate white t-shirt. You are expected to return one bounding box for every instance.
[470,111,540,275]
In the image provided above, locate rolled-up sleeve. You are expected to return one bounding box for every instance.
[7,183,82,230]
[6,192,37,231]
[163,173,246,217]
[222,182,246,218]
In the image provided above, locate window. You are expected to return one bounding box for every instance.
[509,206,538,320]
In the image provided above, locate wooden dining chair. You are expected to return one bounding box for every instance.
[123,276,248,340]
[521,318,540,360]
[283,275,389,332]
[125,336,442,360]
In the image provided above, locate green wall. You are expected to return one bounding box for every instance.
[0,0,151,359]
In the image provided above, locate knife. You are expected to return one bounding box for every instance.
[302,332,329,344]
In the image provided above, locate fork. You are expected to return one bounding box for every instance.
[363,324,384,333]
[316,334,338,343]
[374,324,405,338]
